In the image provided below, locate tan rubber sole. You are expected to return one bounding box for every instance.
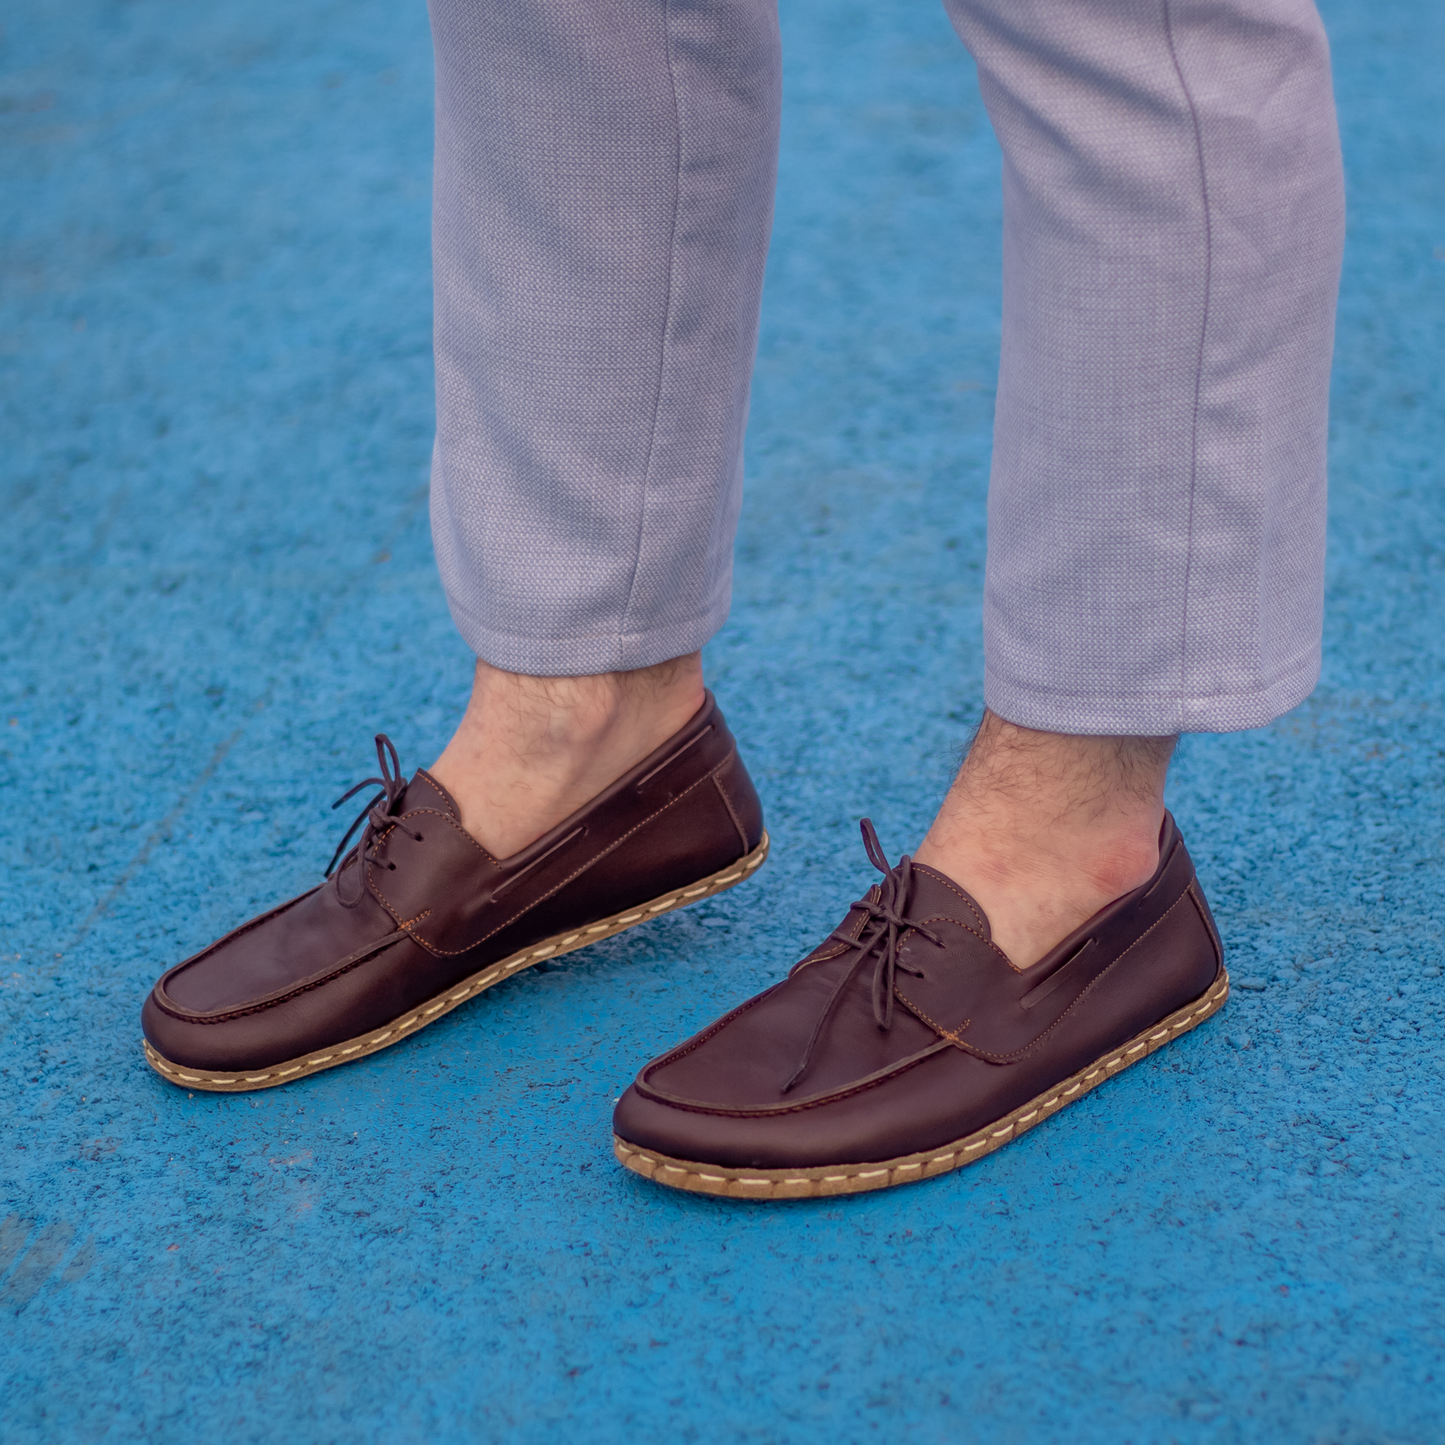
[614,966,1229,1200]
[143,831,770,1094]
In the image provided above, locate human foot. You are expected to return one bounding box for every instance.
[613,815,1226,1199]
[141,694,767,1093]
[914,711,1176,968]
[430,654,707,859]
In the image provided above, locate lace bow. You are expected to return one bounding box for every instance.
[325,734,423,907]
[784,819,945,1093]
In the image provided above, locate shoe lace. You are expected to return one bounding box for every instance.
[783,818,945,1094]
[324,734,423,907]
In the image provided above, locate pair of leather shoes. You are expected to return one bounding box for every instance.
[140,694,1228,1197]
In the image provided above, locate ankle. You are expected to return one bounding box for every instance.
[430,654,705,857]
[469,666,696,758]
[934,821,1161,903]
[913,711,1175,966]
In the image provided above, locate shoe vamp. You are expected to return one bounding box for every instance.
[164,878,399,1013]
[620,1045,1024,1169]
[644,958,939,1109]
[143,931,444,1071]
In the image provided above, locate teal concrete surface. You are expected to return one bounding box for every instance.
[3,0,1444,1440]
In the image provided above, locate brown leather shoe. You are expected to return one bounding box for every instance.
[141,692,767,1092]
[612,814,1227,1199]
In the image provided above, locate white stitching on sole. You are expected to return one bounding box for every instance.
[614,970,1230,1201]
[143,832,771,1093]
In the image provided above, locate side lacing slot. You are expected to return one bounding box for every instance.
[490,826,587,901]
[1019,936,1098,1012]
[635,725,714,789]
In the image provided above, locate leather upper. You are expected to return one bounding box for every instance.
[613,814,1223,1169]
[142,692,763,1071]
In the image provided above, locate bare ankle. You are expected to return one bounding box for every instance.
[429,654,705,857]
[914,710,1176,967]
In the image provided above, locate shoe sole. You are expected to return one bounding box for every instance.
[142,832,771,1094]
[613,966,1229,1200]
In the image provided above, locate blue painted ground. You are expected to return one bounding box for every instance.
[3,1,1443,1439]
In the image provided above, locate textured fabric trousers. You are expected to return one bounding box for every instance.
[427,0,1344,735]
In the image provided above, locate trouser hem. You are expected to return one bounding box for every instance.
[445,594,731,678]
[983,648,1321,737]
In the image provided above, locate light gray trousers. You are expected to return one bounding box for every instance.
[428,0,1344,735]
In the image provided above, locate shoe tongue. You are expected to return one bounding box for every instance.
[402,768,460,818]
[904,861,993,941]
